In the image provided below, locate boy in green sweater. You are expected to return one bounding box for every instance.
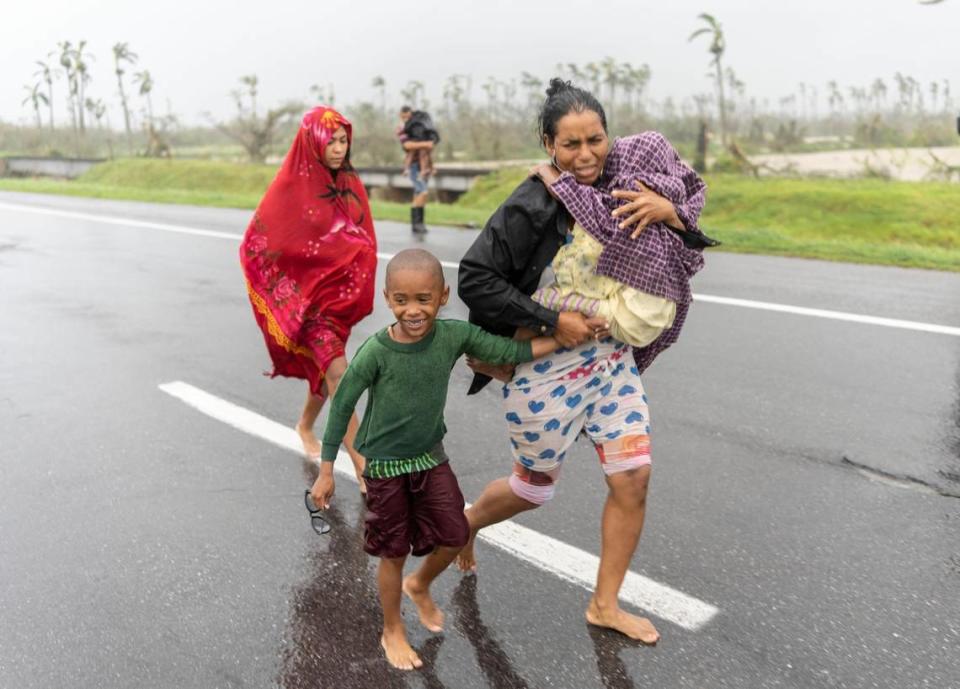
[312,248,560,671]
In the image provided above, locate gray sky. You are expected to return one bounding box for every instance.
[4,0,958,126]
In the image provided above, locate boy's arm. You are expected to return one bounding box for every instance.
[311,350,375,510]
[319,348,377,462]
[459,321,559,365]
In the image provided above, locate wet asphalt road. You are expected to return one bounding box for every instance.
[1,190,958,689]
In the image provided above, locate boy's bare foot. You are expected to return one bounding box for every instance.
[402,575,444,633]
[454,533,477,573]
[380,630,423,671]
[296,423,321,460]
[585,598,660,645]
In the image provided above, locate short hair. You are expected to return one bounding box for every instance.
[400,105,413,114]
[385,248,445,288]
[537,77,607,145]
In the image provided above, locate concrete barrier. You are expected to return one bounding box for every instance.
[356,166,490,201]
[0,157,496,199]
[1,156,105,179]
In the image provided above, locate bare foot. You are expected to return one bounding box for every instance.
[402,575,444,633]
[380,630,423,671]
[585,598,660,645]
[454,532,477,573]
[296,423,321,460]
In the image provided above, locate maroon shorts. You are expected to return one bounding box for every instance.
[363,462,470,559]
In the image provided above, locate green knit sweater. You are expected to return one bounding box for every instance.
[320,319,534,463]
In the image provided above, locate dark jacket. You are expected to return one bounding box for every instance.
[403,111,440,143]
[458,177,570,394]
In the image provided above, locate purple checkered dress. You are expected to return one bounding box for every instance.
[550,131,708,373]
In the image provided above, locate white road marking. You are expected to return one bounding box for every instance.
[2,199,958,337]
[693,294,960,337]
[0,200,240,241]
[158,380,720,631]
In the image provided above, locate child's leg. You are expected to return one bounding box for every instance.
[532,285,604,318]
[402,545,462,633]
[401,461,471,632]
[378,556,423,671]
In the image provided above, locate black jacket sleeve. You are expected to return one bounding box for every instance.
[458,178,562,335]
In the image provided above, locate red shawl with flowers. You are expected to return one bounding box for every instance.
[240,107,377,396]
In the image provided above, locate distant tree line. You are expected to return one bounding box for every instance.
[8,18,957,170]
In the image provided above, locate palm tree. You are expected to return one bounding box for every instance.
[628,64,651,111]
[520,71,543,112]
[72,41,94,132]
[112,42,138,152]
[34,61,56,130]
[85,97,107,131]
[400,80,425,109]
[689,13,729,146]
[57,41,78,135]
[565,63,585,85]
[601,57,620,112]
[371,75,387,113]
[584,62,601,95]
[22,83,48,129]
[133,70,154,125]
[870,78,887,112]
[240,74,258,118]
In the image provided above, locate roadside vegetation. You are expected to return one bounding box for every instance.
[4,9,957,272]
[2,159,956,271]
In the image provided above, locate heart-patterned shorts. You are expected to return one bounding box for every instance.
[502,338,651,478]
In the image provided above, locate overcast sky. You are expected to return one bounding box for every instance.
[4,0,958,126]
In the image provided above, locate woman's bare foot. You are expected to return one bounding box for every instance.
[381,629,423,671]
[296,423,321,460]
[585,598,660,644]
[402,575,444,633]
[454,533,477,573]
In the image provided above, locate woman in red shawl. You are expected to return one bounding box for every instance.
[240,106,377,489]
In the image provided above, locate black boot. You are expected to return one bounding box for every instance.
[411,206,428,235]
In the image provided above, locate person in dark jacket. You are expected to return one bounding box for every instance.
[455,80,710,645]
[398,106,440,234]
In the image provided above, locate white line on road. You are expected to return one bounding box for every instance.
[0,200,240,241]
[3,199,958,337]
[158,379,720,631]
[692,294,960,337]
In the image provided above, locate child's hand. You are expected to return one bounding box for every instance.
[310,469,335,509]
[530,162,561,189]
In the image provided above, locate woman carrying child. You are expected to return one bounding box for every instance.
[240,106,376,489]
[456,79,715,644]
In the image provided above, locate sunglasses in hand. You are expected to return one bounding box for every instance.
[303,490,332,535]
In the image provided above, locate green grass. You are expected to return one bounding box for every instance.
[459,168,960,271]
[1,158,957,271]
